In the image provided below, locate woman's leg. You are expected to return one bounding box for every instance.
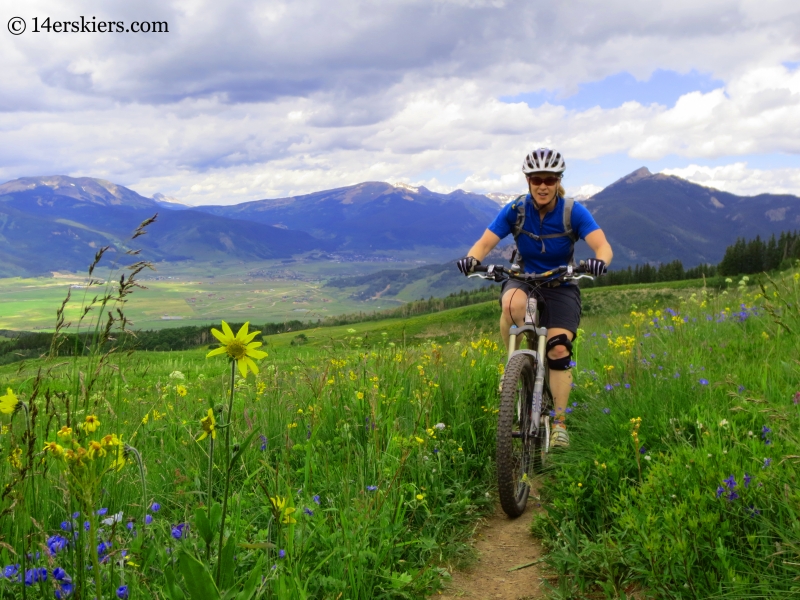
[499,286,529,349]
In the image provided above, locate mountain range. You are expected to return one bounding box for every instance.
[0,170,798,277]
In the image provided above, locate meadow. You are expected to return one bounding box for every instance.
[0,249,797,598]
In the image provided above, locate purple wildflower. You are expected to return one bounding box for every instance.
[699,379,709,386]
[96,508,108,516]
[278,549,286,559]
[605,384,613,391]
[716,486,725,498]
[366,485,378,492]
[145,514,153,525]
[744,473,751,488]
[303,507,313,516]
[624,383,631,389]
[727,490,739,502]
[312,495,320,505]
[150,503,161,512]
[723,475,737,489]
[117,585,129,599]
[171,523,187,539]
[602,408,611,414]
[259,435,268,451]
[763,458,772,468]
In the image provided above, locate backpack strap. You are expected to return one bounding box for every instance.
[512,196,579,257]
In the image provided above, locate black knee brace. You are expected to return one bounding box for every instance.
[546,333,573,371]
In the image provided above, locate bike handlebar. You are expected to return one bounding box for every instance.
[470,261,594,283]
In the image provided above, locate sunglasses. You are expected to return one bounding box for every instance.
[527,175,561,186]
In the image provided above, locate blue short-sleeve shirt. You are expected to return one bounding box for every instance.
[488,195,599,274]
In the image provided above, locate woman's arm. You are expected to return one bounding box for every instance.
[465,229,502,262]
[584,229,613,266]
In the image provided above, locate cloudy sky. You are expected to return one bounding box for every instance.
[2,0,800,204]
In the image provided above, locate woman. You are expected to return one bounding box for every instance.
[457,148,613,448]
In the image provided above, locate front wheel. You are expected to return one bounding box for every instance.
[496,353,536,518]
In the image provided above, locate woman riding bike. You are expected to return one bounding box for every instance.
[457,148,613,448]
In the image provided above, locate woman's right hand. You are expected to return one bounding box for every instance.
[457,256,481,275]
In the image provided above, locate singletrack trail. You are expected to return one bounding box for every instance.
[437,497,550,600]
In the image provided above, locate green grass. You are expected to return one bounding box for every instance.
[0,258,796,599]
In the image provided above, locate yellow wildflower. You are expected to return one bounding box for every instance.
[415,437,424,444]
[101,434,122,448]
[56,426,73,439]
[7,447,22,469]
[44,441,65,459]
[176,385,188,397]
[356,392,364,400]
[141,413,149,425]
[206,321,268,377]
[197,408,217,441]
[0,388,20,414]
[416,494,425,500]
[83,415,100,433]
[87,441,106,460]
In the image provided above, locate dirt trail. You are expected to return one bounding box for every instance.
[437,498,549,600]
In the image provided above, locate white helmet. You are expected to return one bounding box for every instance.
[521,148,566,175]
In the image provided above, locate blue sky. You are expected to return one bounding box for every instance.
[1,0,800,203]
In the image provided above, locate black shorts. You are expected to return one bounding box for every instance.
[499,281,582,336]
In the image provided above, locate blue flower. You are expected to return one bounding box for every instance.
[727,490,739,502]
[433,447,439,454]
[60,521,71,531]
[723,475,737,489]
[699,379,709,386]
[150,503,161,512]
[639,446,647,454]
[568,360,577,367]
[259,435,268,451]
[602,408,611,415]
[761,425,771,438]
[24,567,47,586]
[117,585,129,599]
[763,458,772,469]
[96,508,108,516]
[673,372,680,378]
[171,523,187,539]
[312,495,320,505]
[605,384,613,391]
[303,507,313,516]
[97,541,112,559]
[366,485,378,492]
[71,512,80,519]
[84,521,90,531]
[565,407,573,414]
[145,515,153,525]
[47,535,69,555]
[716,486,725,498]
[278,549,286,559]
[53,567,70,582]
[624,383,630,389]
[3,564,19,579]
[572,402,578,407]
[738,385,745,393]
[549,410,556,417]
[744,473,751,488]
[56,582,74,598]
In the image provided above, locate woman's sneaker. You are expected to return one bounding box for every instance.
[550,423,570,449]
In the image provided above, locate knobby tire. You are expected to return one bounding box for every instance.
[497,353,536,518]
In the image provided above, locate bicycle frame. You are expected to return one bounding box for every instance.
[507,322,551,442]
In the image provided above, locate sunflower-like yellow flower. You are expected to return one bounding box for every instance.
[56,426,73,439]
[43,441,66,459]
[84,415,101,433]
[206,321,268,377]
[0,388,20,414]
[101,434,122,448]
[87,441,107,460]
[197,408,217,441]
[176,384,188,397]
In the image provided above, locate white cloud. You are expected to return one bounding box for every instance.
[1,0,800,203]
[660,162,800,197]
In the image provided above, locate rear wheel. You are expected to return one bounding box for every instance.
[496,353,535,518]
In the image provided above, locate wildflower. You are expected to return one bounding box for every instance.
[145,515,153,525]
[197,409,217,441]
[44,441,66,459]
[176,385,188,397]
[356,391,364,400]
[117,585,129,599]
[126,522,134,531]
[699,379,709,386]
[366,485,378,492]
[83,415,101,432]
[97,508,108,516]
[727,490,739,502]
[602,408,611,415]
[312,495,320,505]
[151,503,161,512]
[719,419,729,427]
[24,567,47,586]
[624,383,630,389]
[716,486,725,498]
[47,535,69,555]
[101,434,122,448]
[3,564,19,579]
[644,455,651,461]
[56,426,73,439]
[0,388,20,414]
[60,521,71,531]
[744,473,751,488]
[206,321,268,377]
[639,446,647,454]
[171,523,187,539]
[565,407,573,414]
[549,410,556,417]
[52,567,70,581]
[416,494,425,500]
[259,435,268,451]
[415,437,424,444]
[278,549,286,558]
[763,458,772,469]
[55,582,74,599]
[87,441,106,460]
[303,507,313,516]
[793,391,800,405]
[723,475,737,489]
[434,422,446,430]
[101,512,123,526]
